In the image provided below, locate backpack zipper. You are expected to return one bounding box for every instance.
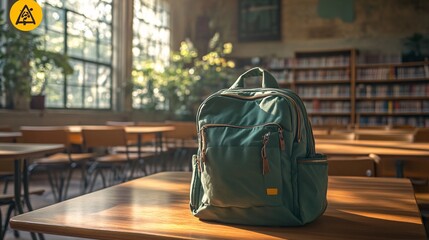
[220,92,301,143]
[261,132,270,175]
[199,122,284,172]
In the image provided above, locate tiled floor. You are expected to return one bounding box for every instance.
[1,155,192,240]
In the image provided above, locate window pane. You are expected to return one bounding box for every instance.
[85,63,97,86]
[84,40,97,61]
[132,0,170,109]
[68,60,84,86]
[46,5,64,32]
[84,87,97,108]
[99,44,112,63]
[68,36,84,58]
[98,87,110,109]
[45,84,64,108]
[98,66,111,87]
[36,0,112,109]
[45,30,64,53]
[67,86,83,108]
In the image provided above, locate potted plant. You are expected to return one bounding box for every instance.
[132,33,235,119]
[0,10,73,110]
[402,33,429,62]
[30,50,73,109]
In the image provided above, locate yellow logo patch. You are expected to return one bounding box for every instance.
[9,0,43,32]
[266,188,278,196]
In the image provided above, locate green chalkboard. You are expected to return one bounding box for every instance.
[238,0,281,42]
[317,0,355,23]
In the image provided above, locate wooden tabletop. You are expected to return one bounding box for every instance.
[316,143,429,159]
[0,143,64,159]
[0,132,22,138]
[67,125,175,134]
[10,172,426,239]
[316,139,429,152]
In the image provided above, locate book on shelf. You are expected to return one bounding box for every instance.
[304,100,351,113]
[295,69,350,81]
[396,66,426,79]
[297,86,350,98]
[356,83,429,98]
[357,100,428,114]
[359,116,428,127]
[357,53,401,64]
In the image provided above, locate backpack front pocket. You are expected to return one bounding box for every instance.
[200,124,284,208]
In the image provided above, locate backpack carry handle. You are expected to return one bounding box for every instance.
[230,67,279,89]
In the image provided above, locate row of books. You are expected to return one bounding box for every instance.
[271,70,294,83]
[356,53,401,64]
[359,116,429,127]
[356,84,429,97]
[295,70,350,81]
[310,117,350,126]
[304,100,351,113]
[297,86,350,98]
[357,101,429,113]
[357,68,391,80]
[396,66,428,79]
[266,56,350,68]
[357,66,429,80]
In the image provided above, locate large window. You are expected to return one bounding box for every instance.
[132,0,170,109]
[37,0,113,109]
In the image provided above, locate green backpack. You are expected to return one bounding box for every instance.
[190,67,328,226]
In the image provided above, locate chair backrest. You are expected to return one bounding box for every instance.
[316,130,355,140]
[356,133,413,142]
[82,127,128,148]
[0,125,12,132]
[135,122,172,144]
[106,121,135,126]
[164,121,197,140]
[20,126,71,146]
[413,128,429,142]
[327,155,376,177]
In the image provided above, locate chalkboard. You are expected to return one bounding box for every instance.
[238,0,281,42]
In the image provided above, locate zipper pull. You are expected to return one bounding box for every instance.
[200,128,207,169]
[261,132,270,175]
[196,156,202,173]
[278,128,285,151]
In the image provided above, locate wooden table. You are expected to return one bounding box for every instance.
[315,142,429,177]
[68,125,175,173]
[316,139,429,152]
[0,143,64,240]
[0,132,22,143]
[10,172,426,240]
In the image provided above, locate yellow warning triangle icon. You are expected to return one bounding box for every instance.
[15,5,36,25]
[10,0,43,31]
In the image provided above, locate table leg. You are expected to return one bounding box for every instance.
[395,160,404,178]
[14,159,39,240]
[13,160,23,214]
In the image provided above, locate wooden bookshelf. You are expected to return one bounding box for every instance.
[355,60,429,127]
[265,50,429,127]
[267,49,356,127]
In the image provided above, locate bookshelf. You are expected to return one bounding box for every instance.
[267,49,356,127]
[355,60,429,127]
[264,50,429,127]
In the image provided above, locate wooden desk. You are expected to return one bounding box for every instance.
[0,132,22,143]
[0,143,64,240]
[316,143,429,177]
[316,139,429,152]
[10,172,426,240]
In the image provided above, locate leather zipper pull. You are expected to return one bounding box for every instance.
[200,128,207,171]
[279,128,285,151]
[261,133,270,175]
